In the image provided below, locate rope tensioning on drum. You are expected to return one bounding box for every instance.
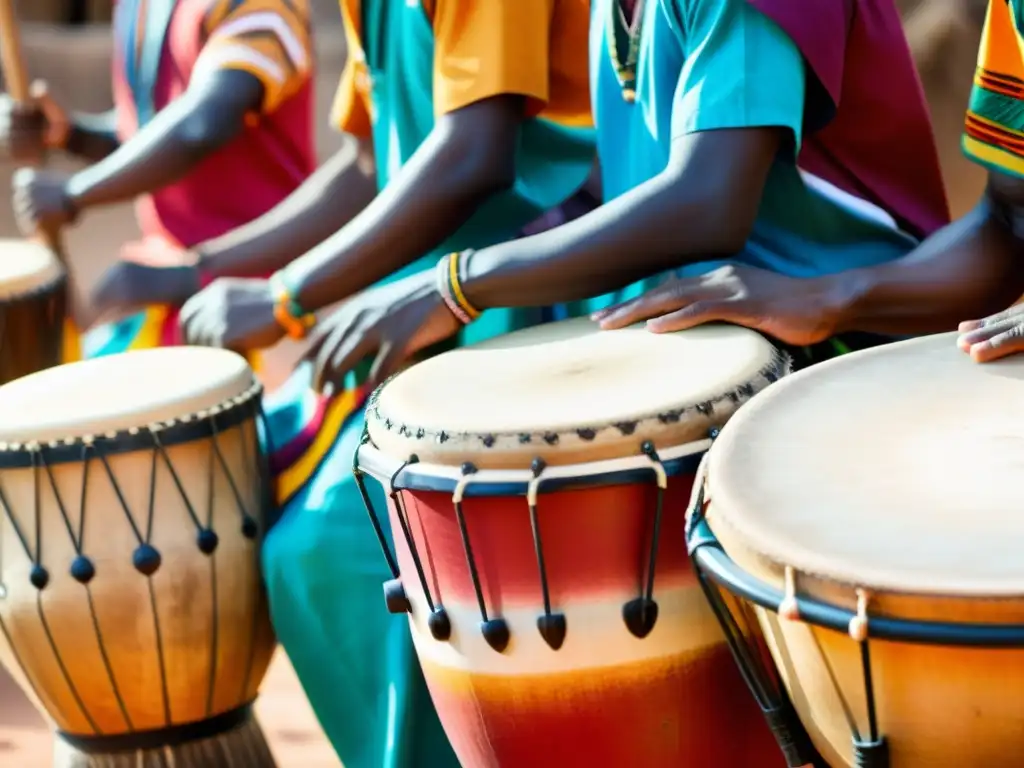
[526,457,567,650]
[791,579,888,768]
[687,426,890,768]
[453,462,511,653]
[362,441,454,643]
[621,441,668,639]
[687,427,822,768]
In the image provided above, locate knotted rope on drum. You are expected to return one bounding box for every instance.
[353,432,454,642]
[454,463,510,653]
[621,441,667,639]
[0,388,268,739]
[687,427,822,768]
[526,457,567,650]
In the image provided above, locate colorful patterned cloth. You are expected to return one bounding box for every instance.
[963,0,1024,177]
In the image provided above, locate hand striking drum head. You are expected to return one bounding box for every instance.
[700,333,1024,768]
[358,318,791,768]
[369,317,788,468]
[0,347,277,767]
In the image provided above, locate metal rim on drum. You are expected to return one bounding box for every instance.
[355,430,714,652]
[686,453,1024,768]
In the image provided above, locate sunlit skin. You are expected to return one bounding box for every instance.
[1,68,268,324]
[593,169,1024,362]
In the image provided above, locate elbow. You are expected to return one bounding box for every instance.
[658,165,758,258]
[461,147,517,199]
[440,127,518,200]
[175,112,244,162]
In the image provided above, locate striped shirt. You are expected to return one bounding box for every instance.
[964,0,1024,177]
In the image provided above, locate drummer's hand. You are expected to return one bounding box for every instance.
[957,305,1024,362]
[591,264,838,346]
[305,270,461,393]
[92,261,200,317]
[0,81,69,163]
[179,277,284,352]
[12,167,77,235]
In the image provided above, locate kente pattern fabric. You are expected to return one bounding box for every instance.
[963,0,1024,177]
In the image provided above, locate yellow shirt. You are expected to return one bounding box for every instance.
[331,0,593,139]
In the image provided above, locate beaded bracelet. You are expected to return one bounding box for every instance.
[436,250,481,325]
[269,272,317,340]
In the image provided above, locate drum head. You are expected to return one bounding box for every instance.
[708,332,1024,596]
[368,318,787,468]
[0,347,255,444]
[0,239,64,299]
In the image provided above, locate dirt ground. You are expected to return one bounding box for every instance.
[0,650,341,767]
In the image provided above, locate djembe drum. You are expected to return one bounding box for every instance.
[0,347,277,767]
[689,332,1024,768]
[354,318,791,767]
[0,238,65,383]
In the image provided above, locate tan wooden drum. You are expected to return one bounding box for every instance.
[0,239,66,383]
[690,332,1024,768]
[354,318,792,767]
[0,347,277,767]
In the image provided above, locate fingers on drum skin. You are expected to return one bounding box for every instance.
[969,332,1024,362]
[646,301,724,333]
[598,287,687,330]
[958,318,1021,348]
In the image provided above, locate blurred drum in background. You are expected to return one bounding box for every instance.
[0,347,277,767]
[690,333,1024,768]
[0,238,65,384]
[355,318,792,768]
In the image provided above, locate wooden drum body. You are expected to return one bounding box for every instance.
[0,348,277,767]
[691,333,1024,768]
[356,319,792,767]
[0,239,66,384]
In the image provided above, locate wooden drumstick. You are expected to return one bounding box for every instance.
[0,0,79,358]
[0,0,29,103]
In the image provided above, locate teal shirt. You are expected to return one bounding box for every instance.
[361,0,595,286]
[581,0,918,314]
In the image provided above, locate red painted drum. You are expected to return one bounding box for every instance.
[355,318,793,767]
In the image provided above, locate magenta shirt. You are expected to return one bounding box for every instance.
[111,0,316,262]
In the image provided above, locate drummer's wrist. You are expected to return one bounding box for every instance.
[816,271,876,336]
[436,250,482,324]
[269,269,317,340]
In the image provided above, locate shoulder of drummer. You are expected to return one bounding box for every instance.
[961,0,1024,210]
[194,0,314,116]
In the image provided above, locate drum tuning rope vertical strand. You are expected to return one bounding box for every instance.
[383,454,452,641]
[686,437,822,768]
[622,441,667,639]
[799,585,888,768]
[352,430,401,580]
[850,588,888,768]
[453,463,510,653]
[526,458,566,650]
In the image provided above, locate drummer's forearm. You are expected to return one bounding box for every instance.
[286,97,524,312]
[829,202,1024,336]
[461,128,780,308]
[65,110,120,162]
[196,138,376,279]
[64,70,262,212]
